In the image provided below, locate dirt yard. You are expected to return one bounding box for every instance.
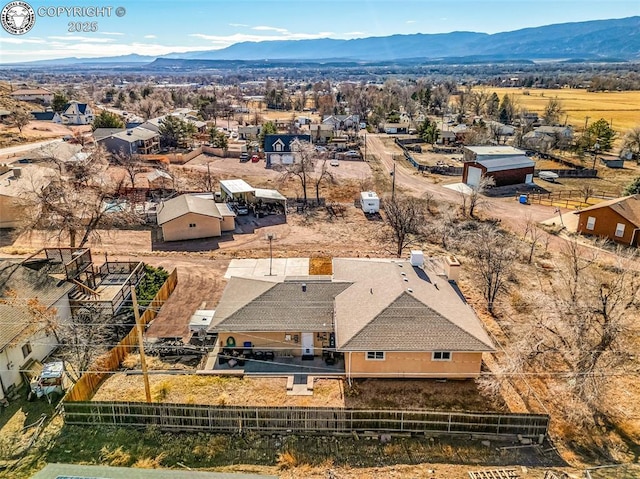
[91,373,505,412]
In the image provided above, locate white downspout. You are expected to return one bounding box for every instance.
[347,352,352,387]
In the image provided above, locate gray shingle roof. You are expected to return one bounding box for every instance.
[0,303,31,350]
[339,292,493,352]
[210,278,351,333]
[0,260,74,309]
[333,258,494,352]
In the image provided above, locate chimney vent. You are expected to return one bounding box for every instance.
[445,256,461,283]
[410,250,424,267]
[12,167,22,179]
[301,283,307,292]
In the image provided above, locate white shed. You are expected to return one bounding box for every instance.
[360,191,380,214]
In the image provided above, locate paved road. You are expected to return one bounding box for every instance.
[0,138,63,160]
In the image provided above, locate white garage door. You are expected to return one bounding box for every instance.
[467,166,482,187]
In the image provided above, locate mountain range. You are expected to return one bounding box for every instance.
[10,16,640,66]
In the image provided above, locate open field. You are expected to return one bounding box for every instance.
[485,87,640,135]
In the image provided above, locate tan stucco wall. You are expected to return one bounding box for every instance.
[218,331,327,357]
[0,196,21,228]
[220,216,235,232]
[161,213,221,241]
[345,351,483,378]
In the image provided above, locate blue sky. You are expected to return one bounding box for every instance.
[1,0,639,62]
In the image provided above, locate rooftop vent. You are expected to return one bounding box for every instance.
[407,288,414,293]
[302,283,307,292]
[410,250,424,267]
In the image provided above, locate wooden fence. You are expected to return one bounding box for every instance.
[63,401,549,438]
[64,269,178,402]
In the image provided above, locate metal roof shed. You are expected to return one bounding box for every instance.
[220,179,255,201]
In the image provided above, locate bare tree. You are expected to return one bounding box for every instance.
[466,225,517,314]
[311,155,337,202]
[276,139,316,205]
[461,175,495,218]
[114,149,144,188]
[22,148,140,247]
[511,242,639,404]
[56,305,112,383]
[11,110,31,134]
[383,194,427,257]
[523,217,545,264]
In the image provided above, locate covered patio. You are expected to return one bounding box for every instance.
[210,352,345,377]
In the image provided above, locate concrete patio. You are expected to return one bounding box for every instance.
[210,354,345,377]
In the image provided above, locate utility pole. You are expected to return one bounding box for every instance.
[391,160,396,201]
[266,233,274,276]
[132,289,152,403]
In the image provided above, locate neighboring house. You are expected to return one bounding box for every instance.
[263,134,311,167]
[436,129,457,145]
[535,125,573,140]
[463,155,535,187]
[61,101,94,125]
[208,256,494,379]
[381,123,409,134]
[0,165,53,228]
[157,194,236,242]
[98,127,160,156]
[323,114,360,130]
[309,123,334,144]
[10,88,53,103]
[452,124,469,143]
[487,121,516,138]
[0,260,74,400]
[93,128,126,142]
[238,125,261,140]
[574,195,640,246]
[146,169,173,189]
[140,114,206,136]
[31,111,62,123]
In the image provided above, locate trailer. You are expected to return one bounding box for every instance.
[539,171,559,182]
[360,191,380,214]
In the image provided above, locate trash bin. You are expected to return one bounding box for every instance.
[519,194,528,204]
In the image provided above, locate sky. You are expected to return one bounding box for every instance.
[1,0,639,63]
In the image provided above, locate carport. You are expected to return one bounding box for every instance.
[219,179,254,201]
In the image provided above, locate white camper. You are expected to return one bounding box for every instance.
[360,191,380,214]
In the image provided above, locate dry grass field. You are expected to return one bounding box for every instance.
[485,87,640,135]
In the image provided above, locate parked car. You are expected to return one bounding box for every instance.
[251,154,260,163]
[330,159,339,166]
[240,153,249,162]
[345,150,360,158]
[236,205,249,215]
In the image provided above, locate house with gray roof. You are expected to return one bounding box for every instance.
[0,260,74,401]
[208,256,494,379]
[97,127,160,155]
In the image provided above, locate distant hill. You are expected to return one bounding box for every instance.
[9,54,156,66]
[5,16,640,66]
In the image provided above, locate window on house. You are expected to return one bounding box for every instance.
[189,223,196,228]
[615,223,625,237]
[432,351,451,361]
[366,351,385,360]
[586,216,596,230]
[274,142,283,152]
[22,342,32,359]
